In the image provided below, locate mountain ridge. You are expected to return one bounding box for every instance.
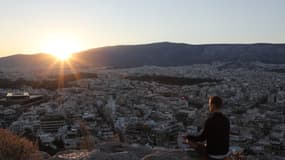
[1,42,285,71]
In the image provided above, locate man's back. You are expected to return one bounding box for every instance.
[206,112,230,155]
[187,112,230,155]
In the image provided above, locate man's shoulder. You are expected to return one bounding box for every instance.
[206,112,230,129]
[208,112,229,121]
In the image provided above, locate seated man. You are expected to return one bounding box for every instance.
[186,96,230,160]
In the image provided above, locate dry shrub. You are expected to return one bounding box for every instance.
[0,129,40,160]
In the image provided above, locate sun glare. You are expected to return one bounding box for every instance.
[42,37,81,60]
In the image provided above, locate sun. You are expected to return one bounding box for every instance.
[42,36,81,60]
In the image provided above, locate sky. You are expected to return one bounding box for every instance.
[0,0,284,57]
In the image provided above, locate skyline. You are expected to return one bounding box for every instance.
[0,0,284,57]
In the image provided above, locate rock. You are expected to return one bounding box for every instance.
[126,144,152,158]
[48,150,89,160]
[141,149,200,160]
[47,142,201,160]
[30,151,51,160]
[86,151,111,160]
[108,151,139,160]
[95,142,152,158]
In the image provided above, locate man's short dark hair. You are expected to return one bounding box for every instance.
[209,96,223,109]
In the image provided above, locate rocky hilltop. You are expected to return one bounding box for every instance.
[45,142,200,160]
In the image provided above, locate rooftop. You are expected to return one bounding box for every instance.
[6,92,29,97]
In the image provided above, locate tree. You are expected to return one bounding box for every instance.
[79,121,95,150]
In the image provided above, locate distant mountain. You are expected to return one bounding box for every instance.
[0,53,56,71]
[1,42,285,71]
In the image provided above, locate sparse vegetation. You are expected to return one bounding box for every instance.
[0,72,97,90]
[126,75,220,86]
[79,121,95,151]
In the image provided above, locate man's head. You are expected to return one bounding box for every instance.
[208,96,223,112]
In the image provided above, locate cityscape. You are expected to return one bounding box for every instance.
[0,61,284,159]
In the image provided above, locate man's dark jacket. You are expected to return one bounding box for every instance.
[187,112,230,155]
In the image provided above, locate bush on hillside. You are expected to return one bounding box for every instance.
[0,129,40,160]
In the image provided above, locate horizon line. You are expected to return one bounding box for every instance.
[1,41,285,58]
